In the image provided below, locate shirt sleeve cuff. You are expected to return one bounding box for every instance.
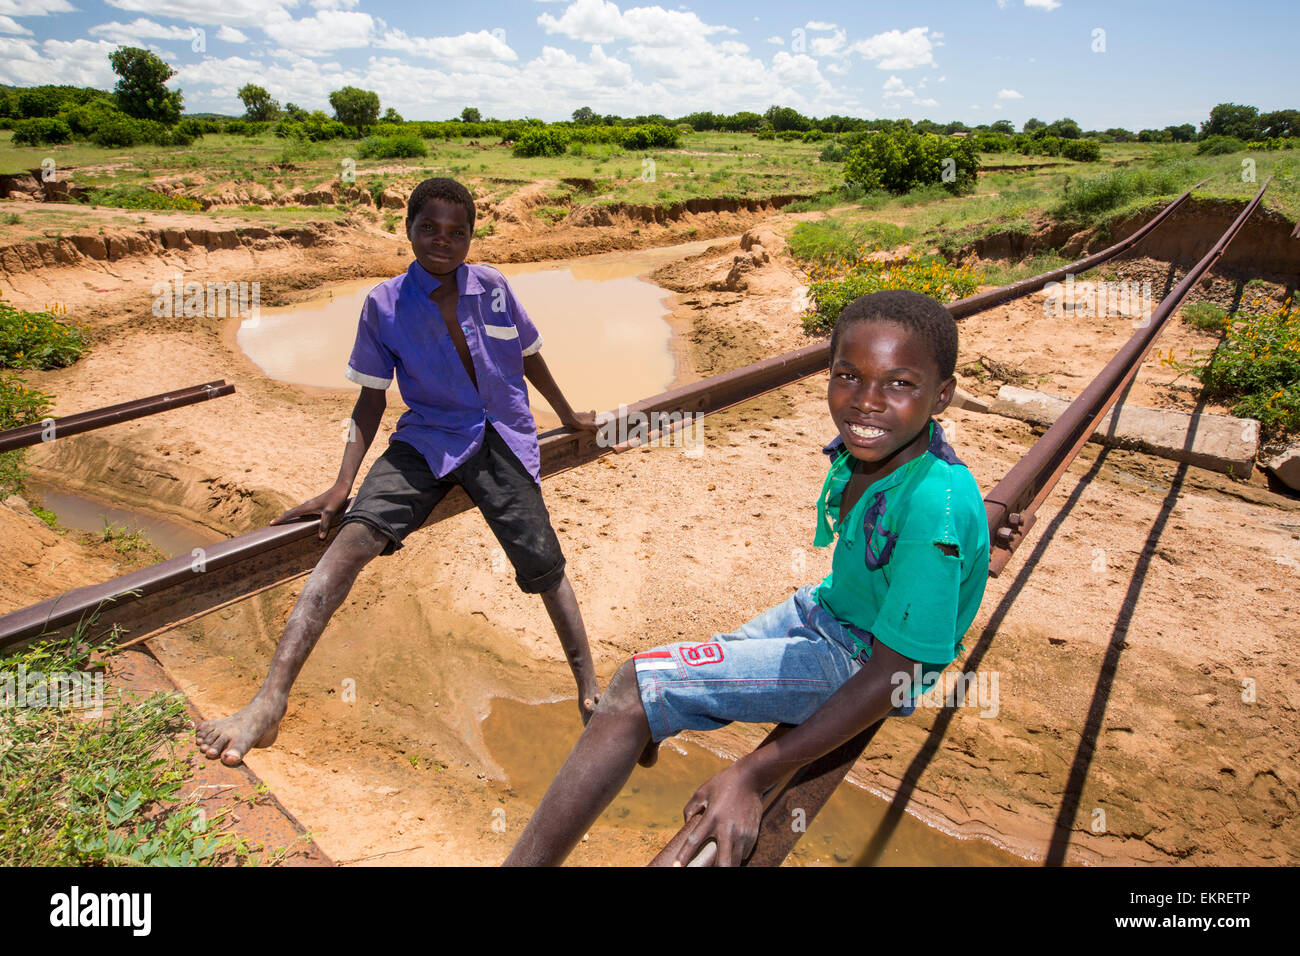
[520,333,543,357]
[345,366,392,389]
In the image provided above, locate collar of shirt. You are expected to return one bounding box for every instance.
[405,260,486,299]
[815,420,957,548]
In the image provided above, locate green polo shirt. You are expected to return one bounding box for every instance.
[812,421,989,699]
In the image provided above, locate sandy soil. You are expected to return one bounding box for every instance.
[3,198,1298,867]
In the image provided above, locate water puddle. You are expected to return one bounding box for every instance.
[26,479,219,560]
[236,237,734,423]
[483,697,1027,866]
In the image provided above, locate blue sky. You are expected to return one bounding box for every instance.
[1,0,1295,130]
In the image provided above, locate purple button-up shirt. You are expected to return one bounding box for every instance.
[345,260,545,482]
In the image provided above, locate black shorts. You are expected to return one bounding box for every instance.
[338,425,566,594]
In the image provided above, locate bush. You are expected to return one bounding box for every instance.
[1060,138,1102,162]
[0,370,53,429]
[1180,298,1300,437]
[86,185,202,212]
[843,129,979,195]
[61,99,121,137]
[1196,135,1246,155]
[513,126,570,157]
[357,134,428,159]
[801,255,982,334]
[0,298,87,370]
[78,113,193,148]
[1052,163,1196,222]
[10,117,72,146]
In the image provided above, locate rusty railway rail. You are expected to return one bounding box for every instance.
[0,380,235,454]
[655,181,1270,867]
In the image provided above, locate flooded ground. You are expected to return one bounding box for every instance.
[236,237,732,423]
[482,697,1028,866]
[26,479,218,560]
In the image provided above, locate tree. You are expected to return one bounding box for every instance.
[1164,123,1196,142]
[108,46,183,124]
[1023,117,1046,133]
[383,107,404,123]
[237,84,279,122]
[1046,117,1081,139]
[989,119,1015,135]
[461,106,481,123]
[764,104,811,132]
[328,86,380,136]
[1258,109,1300,139]
[283,102,308,122]
[571,106,594,125]
[1202,103,1259,140]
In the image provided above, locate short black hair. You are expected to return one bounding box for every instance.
[406,177,475,233]
[829,289,957,379]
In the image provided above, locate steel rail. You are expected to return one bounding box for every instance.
[0,187,1202,651]
[983,179,1269,575]
[652,183,1270,866]
[0,380,235,453]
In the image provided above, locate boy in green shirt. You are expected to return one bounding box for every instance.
[504,289,990,866]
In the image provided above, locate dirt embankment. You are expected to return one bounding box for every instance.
[4,196,1299,867]
[965,198,1300,283]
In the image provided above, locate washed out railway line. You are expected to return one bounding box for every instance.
[0,182,1275,865]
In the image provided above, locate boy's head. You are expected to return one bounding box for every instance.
[406,177,476,278]
[826,289,958,478]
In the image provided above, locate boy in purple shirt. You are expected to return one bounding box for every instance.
[196,178,602,766]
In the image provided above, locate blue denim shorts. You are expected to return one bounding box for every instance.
[633,584,916,743]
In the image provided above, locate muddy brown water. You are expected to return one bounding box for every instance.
[482,697,1028,866]
[27,480,219,560]
[236,238,732,421]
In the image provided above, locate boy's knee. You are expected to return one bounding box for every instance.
[328,521,389,570]
[595,660,645,720]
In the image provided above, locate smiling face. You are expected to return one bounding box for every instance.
[827,318,956,484]
[406,197,472,279]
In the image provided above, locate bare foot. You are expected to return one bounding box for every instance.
[195,697,285,766]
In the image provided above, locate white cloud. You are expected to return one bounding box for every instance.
[89,18,199,45]
[806,20,837,30]
[0,14,31,34]
[104,0,294,28]
[216,25,249,43]
[765,35,783,45]
[538,0,735,46]
[809,29,846,57]
[1025,0,1061,9]
[0,0,75,13]
[997,88,1023,98]
[915,97,938,107]
[311,0,358,8]
[378,29,518,63]
[261,9,380,54]
[0,37,122,89]
[849,26,936,70]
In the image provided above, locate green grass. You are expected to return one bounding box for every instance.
[0,606,297,865]
[0,369,54,499]
[1174,297,1300,438]
[96,521,164,562]
[787,217,916,266]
